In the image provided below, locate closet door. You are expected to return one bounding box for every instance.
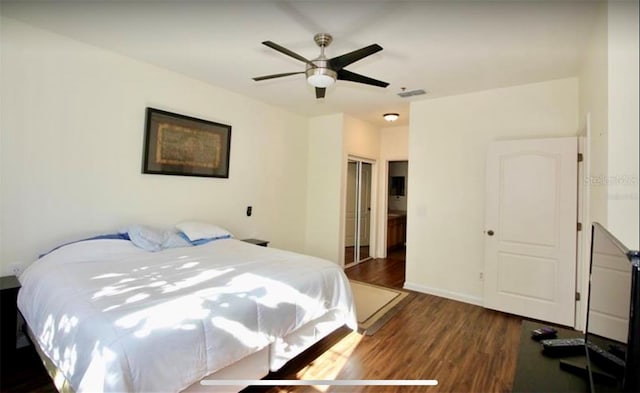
[344,159,374,265]
[358,162,372,260]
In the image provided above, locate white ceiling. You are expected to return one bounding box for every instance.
[1,1,600,127]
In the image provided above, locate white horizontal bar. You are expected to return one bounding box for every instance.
[200,379,438,386]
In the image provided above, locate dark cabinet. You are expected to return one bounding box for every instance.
[387,215,406,250]
[1,275,21,367]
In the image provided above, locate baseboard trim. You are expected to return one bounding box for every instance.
[403,281,483,307]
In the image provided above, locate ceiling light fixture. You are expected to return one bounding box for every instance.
[306,67,336,88]
[383,113,399,122]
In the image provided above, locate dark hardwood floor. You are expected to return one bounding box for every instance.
[345,247,406,288]
[264,248,523,393]
[1,249,523,393]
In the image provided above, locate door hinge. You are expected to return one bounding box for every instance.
[575,292,581,301]
[578,153,583,162]
[577,222,583,231]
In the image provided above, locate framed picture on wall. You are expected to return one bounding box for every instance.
[142,107,231,178]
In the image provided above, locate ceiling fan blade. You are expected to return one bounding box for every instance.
[252,71,304,81]
[262,41,316,68]
[329,44,383,70]
[315,87,326,99]
[337,69,389,88]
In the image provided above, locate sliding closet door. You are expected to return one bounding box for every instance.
[344,159,374,265]
[359,162,372,260]
[345,161,358,251]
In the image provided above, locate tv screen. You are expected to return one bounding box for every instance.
[585,222,640,392]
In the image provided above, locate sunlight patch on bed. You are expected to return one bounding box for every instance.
[226,273,328,316]
[177,261,200,269]
[115,296,211,338]
[162,268,234,293]
[58,314,79,334]
[40,314,57,352]
[126,293,149,304]
[210,316,271,349]
[78,342,117,393]
[93,284,149,300]
[92,273,126,280]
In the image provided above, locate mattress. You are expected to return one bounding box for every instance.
[18,238,356,392]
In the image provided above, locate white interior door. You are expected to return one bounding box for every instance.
[484,137,578,326]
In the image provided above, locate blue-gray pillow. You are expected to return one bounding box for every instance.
[128,225,164,252]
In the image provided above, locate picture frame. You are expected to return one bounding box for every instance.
[142,107,231,178]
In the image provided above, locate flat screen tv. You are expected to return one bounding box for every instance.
[585,222,640,392]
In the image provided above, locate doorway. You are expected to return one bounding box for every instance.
[387,161,408,257]
[345,159,373,266]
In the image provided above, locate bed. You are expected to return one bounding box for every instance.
[17,233,357,393]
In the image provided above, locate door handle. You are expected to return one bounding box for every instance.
[487,230,495,236]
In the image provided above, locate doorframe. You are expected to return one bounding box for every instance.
[382,160,409,258]
[575,113,592,331]
[343,155,377,268]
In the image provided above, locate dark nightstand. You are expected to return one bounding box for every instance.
[1,275,21,367]
[242,238,269,247]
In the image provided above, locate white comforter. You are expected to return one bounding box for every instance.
[18,238,356,393]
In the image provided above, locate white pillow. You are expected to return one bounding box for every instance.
[175,221,233,241]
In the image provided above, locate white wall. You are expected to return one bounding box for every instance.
[607,0,639,249]
[579,1,609,228]
[0,17,309,273]
[406,78,579,304]
[305,114,344,264]
[577,0,608,331]
[379,126,409,161]
[343,115,380,160]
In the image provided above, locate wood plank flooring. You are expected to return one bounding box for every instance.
[264,250,523,393]
[1,249,523,393]
[345,247,406,288]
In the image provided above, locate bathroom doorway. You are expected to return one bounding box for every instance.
[386,161,408,257]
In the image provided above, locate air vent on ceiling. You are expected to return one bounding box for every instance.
[397,89,427,98]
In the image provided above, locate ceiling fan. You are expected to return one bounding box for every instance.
[253,33,389,99]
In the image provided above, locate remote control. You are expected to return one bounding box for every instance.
[541,338,585,357]
[531,326,558,341]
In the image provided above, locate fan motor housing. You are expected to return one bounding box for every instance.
[306,58,336,79]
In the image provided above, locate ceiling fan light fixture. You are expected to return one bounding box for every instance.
[306,67,336,88]
[383,113,399,122]
[254,34,388,99]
